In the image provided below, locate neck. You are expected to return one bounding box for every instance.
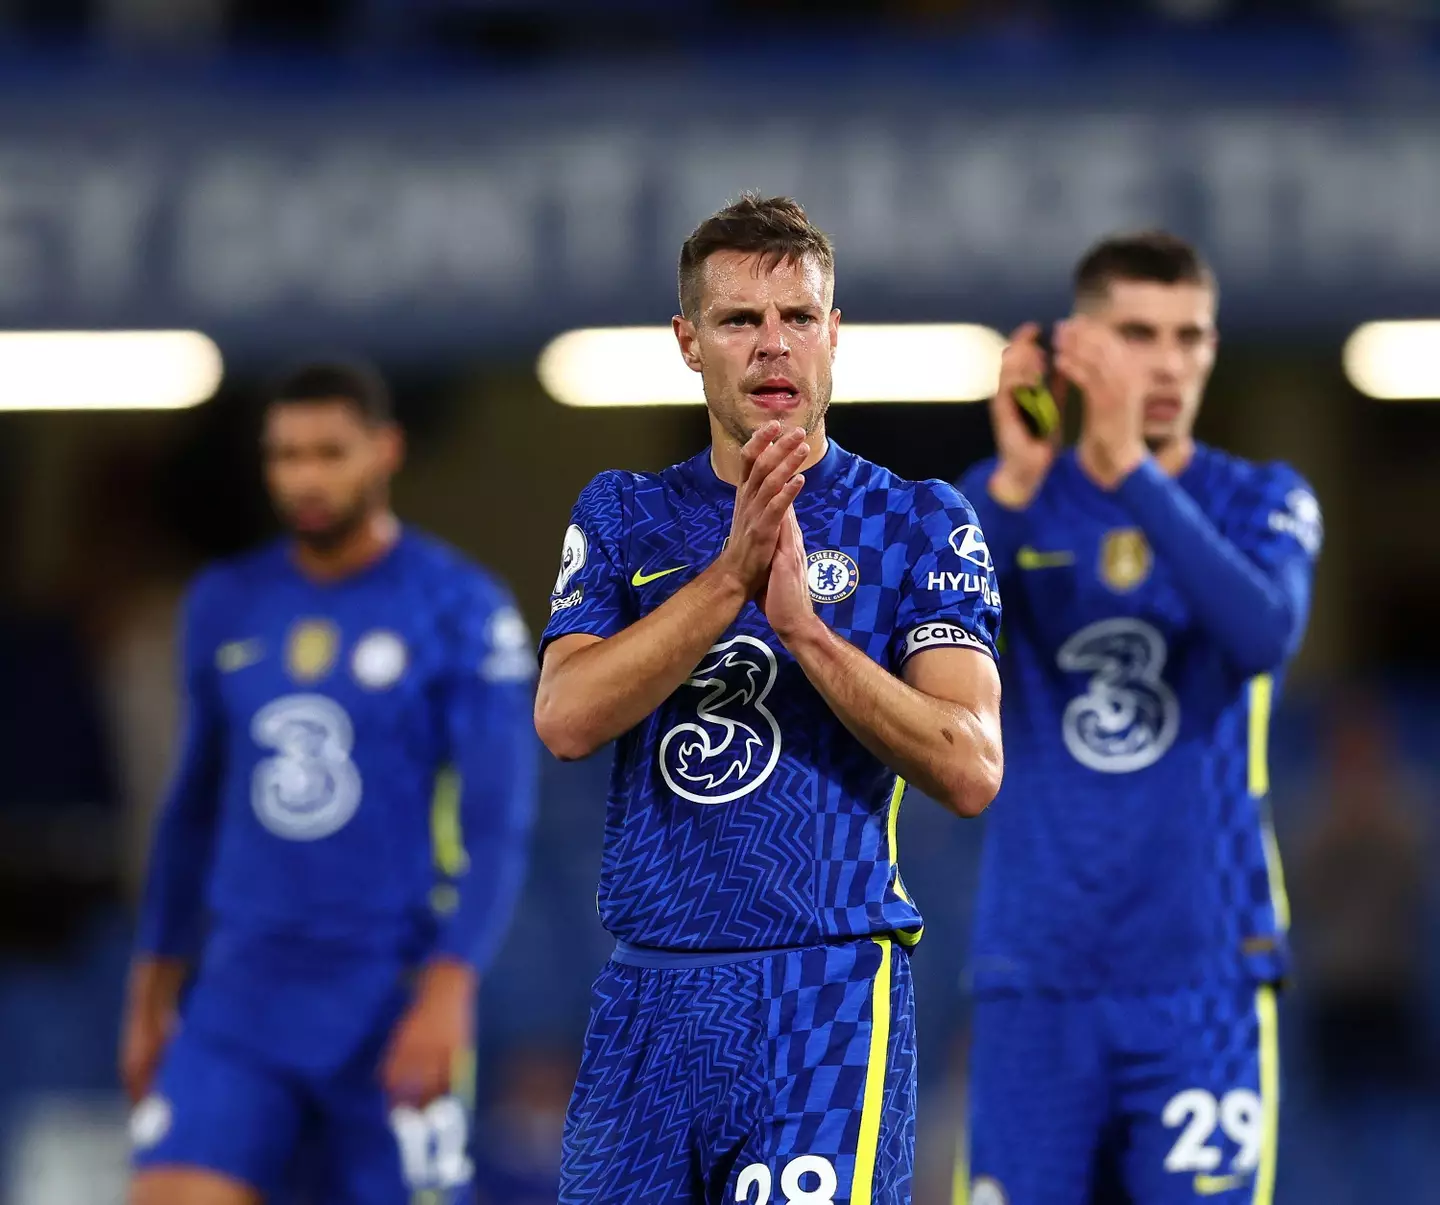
[1150,435,1196,477]
[709,418,830,487]
[291,510,400,582]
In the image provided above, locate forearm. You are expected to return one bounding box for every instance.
[411,958,477,1016]
[536,563,748,760]
[1115,460,1300,673]
[786,620,1002,817]
[126,955,187,1019]
[435,850,525,972]
[135,778,218,959]
[435,721,536,971]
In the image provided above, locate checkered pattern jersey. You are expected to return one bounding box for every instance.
[541,440,1002,952]
[958,445,1321,994]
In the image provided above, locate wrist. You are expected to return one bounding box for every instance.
[775,611,827,657]
[419,957,477,1006]
[1105,441,1147,483]
[700,555,754,608]
[1078,436,1148,491]
[129,956,185,1013]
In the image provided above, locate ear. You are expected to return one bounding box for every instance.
[378,423,405,475]
[829,308,841,359]
[673,313,703,374]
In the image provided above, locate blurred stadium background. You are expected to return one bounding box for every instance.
[0,1,1438,1202]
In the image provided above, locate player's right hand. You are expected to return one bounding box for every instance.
[119,1006,172,1104]
[717,422,809,596]
[988,323,1060,509]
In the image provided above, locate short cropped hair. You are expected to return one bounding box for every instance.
[677,193,835,318]
[267,359,394,426]
[1074,230,1215,307]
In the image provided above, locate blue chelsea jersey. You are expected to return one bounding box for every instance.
[960,446,1322,993]
[137,530,538,978]
[541,440,1002,953]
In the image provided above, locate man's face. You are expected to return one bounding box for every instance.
[262,400,399,549]
[1081,279,1218,449]
[673,250,840,448]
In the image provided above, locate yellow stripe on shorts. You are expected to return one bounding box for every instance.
[851,937,894,1205]
[1253,985,1280,1205]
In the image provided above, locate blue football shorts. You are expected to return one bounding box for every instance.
[561,936,916,1205]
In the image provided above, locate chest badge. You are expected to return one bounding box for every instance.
[286,619,339,683]
[352,629,409,690]
[216,638,265,673]
[806,549,859,604]
[1099,528,1152,593]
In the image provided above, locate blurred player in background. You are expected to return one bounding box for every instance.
[121,362,539,1205]
[533,194,1005,1204]
[956,233,1322,1205]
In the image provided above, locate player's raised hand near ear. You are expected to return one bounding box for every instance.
[717,422,809,597]
[1055,316,1147,486]
[989,323,1061,509]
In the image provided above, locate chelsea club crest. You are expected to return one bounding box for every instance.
[1099,528,1152,593]
[286,618,339,683]
[805,550,859,604]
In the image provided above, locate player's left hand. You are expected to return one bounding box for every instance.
[1054,316,1147,483]
[381,959,476,1107]
[757,506,817,647]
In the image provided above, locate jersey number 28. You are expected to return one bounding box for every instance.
[736,1156,838,1205]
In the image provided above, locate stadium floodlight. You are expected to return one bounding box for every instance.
[0,331,223,411]
[538,324,1006,407]
[1342,320,1440,400]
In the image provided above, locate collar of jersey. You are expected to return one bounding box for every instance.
[276,526,411,591]
[687,436,848,502]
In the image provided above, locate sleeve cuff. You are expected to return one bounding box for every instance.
[1112,456,1170,514]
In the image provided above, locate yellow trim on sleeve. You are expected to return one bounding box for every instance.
[850,937,894,1205]
[431,764,468,879]
[1260,816,1291,933]
[888,777,910,904]
[888,777,925,948]
[1248,675,1291,932]
[1247,675,1272,798]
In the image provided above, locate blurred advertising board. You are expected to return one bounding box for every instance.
[0,68,1434,355]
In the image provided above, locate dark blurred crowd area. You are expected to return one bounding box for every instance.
[0,0,1435,60]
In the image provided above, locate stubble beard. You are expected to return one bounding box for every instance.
[711,376,833,451]
[285,496,372,554]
